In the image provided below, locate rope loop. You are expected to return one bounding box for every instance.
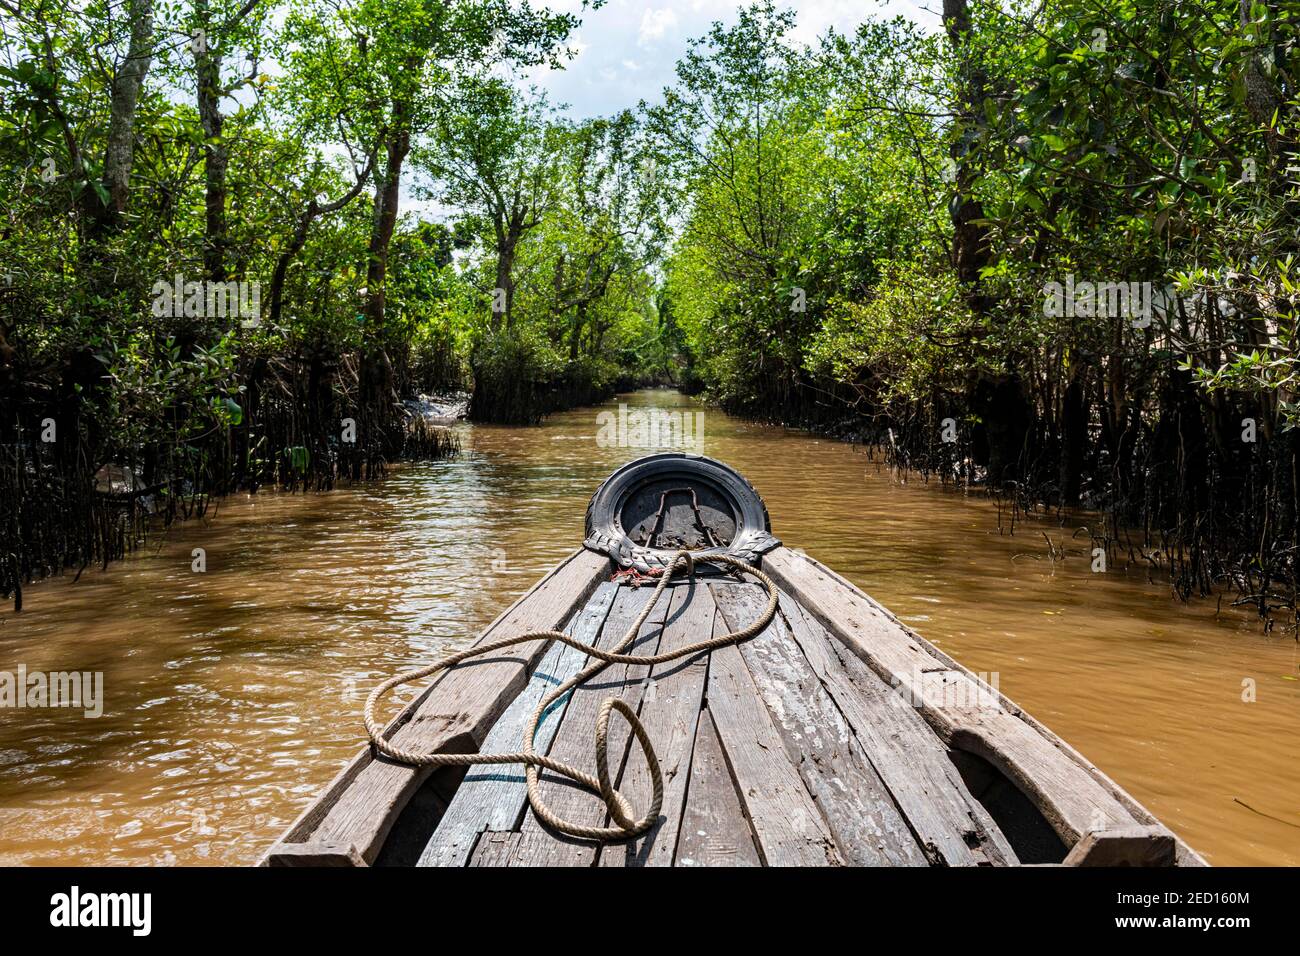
[364,549,778,842]
[595,697,662,834]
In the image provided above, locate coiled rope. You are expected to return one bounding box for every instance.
[364,550,778,841]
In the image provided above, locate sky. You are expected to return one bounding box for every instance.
[525,0,939,120]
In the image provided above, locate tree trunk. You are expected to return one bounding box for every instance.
[1059,367,1087,507]
[195,0,228,281]
[494,233,517,331]
[91,0,155,238]
[357,103,413,468]
[944,0,1033,487]
[569,300,587,360]
[942,0,989,295]
[364,110,411,329]
[268,155,375,328]
[1239,1,1283,137]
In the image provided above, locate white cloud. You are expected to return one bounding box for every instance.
[565,31,590,58]
[637,8,679,47]
[533,0,938,120]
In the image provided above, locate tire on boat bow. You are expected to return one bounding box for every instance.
[584,452,780,573]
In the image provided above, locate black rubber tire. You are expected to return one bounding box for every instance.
[584,452,780,572]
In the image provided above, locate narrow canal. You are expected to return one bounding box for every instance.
[1,389,1296,865]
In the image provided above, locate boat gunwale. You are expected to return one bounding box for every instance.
[762,547,1207,867]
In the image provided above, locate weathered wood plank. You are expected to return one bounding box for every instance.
[506,584,671,866]
[763,547,1140,847]
[292,548,610,864]
[712,582,927,866]
[704,607,843,867]
[416,583,618,867]
[596,582,717,868]
[1062,827,1176,867]
[468,831,522,867]
[673,710,761,868]
[779,593,1013,866]
[263,841,367,867]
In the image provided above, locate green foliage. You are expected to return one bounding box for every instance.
[806,261,976,406]
[7,0,1300,607]
[0,0,594,597]
[650,0,1300,607]
[414,73,670,421]
[661,0,1300,447]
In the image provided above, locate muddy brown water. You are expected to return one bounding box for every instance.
[1,389,1297,866]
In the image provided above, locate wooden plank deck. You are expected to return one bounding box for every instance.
[714,582,928,866]
[489,583,671,866]
[771,591,1013,865]
[674,710,762,867]
[764,549,1150,847]
[594,581,718,867]
[416,572,1053,867]
[417,583,618,866]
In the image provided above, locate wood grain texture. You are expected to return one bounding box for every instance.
[263,841,367,867]
[280,548,611,864]
[711,582,927,866]
[779,594,1013,865]
[704,603,843,867]
[673,709,761,867]
[596,582,716,868]
[1062,826,1176,867]
[763,547,1143,847]
[416,583,618,866]
[269,541,1202,868]
[468,831,522,867]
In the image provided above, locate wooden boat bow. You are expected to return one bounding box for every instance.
[262,455,1205,868]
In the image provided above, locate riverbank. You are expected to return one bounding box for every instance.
[693,384,1298,634]
[1,385,461,613]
